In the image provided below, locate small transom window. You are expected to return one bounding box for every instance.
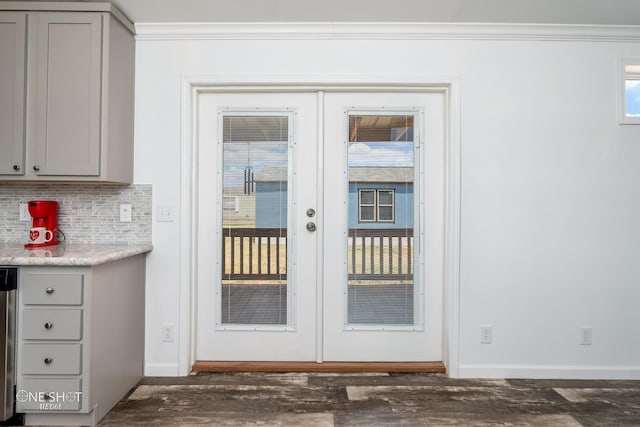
[620,59,640,124]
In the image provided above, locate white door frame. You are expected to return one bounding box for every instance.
[178,76,461,376]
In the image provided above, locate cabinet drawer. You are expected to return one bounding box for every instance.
[17,378,82,411]
[22,343,81,375]
[22,309,82,340]
[22,273,83,305]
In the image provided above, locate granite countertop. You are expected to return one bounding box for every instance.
[0,242,153,266]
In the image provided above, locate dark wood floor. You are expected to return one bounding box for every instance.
[98,372,640,426]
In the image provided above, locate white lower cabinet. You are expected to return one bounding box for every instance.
[17,255,145,426]
[22,344,82,375]
[18,379,82,411]
[22,309,83,340]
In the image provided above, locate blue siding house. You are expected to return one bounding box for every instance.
[255,167,413,229]
[254,167,288,228]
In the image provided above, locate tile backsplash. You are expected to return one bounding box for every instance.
[0,183,152,244]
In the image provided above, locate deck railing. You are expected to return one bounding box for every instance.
[222,228,287,280]
[222,227,413,281]
[348,228,413,281]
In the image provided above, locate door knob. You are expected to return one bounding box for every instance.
[306,222,316,232]
[306,208,316,217]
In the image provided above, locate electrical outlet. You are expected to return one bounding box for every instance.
[162,323,175,342]
[157,205,176,222]
[480,325,492,344]
[19,202,31,221]
[580,327,592,345]
[120,204,132,222]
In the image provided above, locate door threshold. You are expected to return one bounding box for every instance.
[193,361,446,373]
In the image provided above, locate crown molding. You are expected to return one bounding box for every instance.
[1,1,134,33]
[135,22,640,42]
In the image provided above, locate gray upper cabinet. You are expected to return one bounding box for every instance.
[0,12,26,176]
[0,3,135,183]
[33,13,103,176]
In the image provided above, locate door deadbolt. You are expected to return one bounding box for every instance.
[306,222,316,232]
[306,208,316,217]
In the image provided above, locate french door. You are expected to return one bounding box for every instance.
[196,90,444,363]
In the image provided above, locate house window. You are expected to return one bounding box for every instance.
[359,190,376,222]
[223,196,239,213]
[620,59,640,124]
[358,189,395,223]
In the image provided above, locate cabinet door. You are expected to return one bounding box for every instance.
[34,13,102,176]
[0,12,26,175]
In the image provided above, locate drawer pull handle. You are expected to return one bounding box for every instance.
[45,287,55,294]
[44,358,53,365]
[44,322,54,330]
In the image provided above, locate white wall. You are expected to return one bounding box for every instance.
[134,26,640,378]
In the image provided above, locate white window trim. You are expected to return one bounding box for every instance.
[377,189,396,223]
[619,58,640,125]
[180,79,462,378]
[222,195,239,213]
[357,188,395,223]
[358,189,376,222]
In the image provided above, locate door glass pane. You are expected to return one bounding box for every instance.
[221,115,289,325]
[347,114,415,325]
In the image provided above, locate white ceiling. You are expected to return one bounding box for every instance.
[53,0,640,25]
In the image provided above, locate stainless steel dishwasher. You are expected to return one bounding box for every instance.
[0,267,17,424]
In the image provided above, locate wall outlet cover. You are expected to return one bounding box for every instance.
[120,204,132,222]
[162,323,176,342]
[157,205,177,222]
[580,327,593,346]
[480,325,492,344]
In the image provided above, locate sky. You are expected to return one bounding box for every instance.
[223,142,287,187]
[224,141,414,188]
[347,141,413,167]
[626,80,640,116]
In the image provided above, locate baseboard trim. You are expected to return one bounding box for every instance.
[25,409,97,427]
[459,364,640,380]
[193,361,446,373]
[145,363,181,376]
